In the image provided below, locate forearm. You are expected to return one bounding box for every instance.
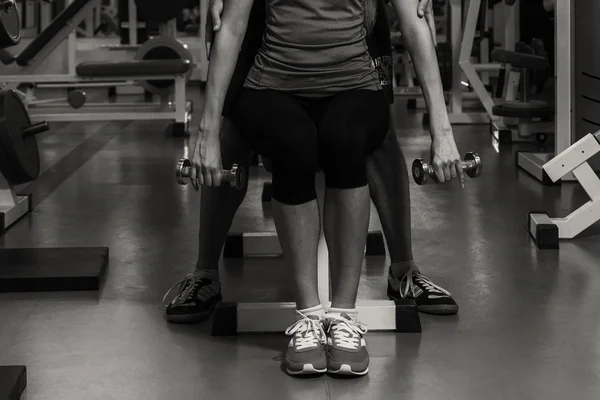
[391,0,451,136]
[200,27,246,138]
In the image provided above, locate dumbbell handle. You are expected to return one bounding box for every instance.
[180,166,235,181]
[422,159,478,176]
[176,158,245,190]
[412,152,482,185]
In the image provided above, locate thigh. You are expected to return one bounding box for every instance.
[318,90,390,162]
[235,89,318,169]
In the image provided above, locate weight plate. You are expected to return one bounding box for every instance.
[0,90,40,185]
[135,36,194,96]
[0,0,20,49]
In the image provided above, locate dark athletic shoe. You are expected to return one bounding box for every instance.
[387,267,459,315]
[162,273,222,323]
[324,313,369,376]
[282,314,328,376]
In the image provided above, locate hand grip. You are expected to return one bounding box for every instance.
[175,158,246,190]
[412,152,482,185]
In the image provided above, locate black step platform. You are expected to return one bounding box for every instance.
[0,365,26,400]
[0,247,109,292]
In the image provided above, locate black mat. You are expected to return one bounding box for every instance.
[0,247,109,292]
[0,366,26,400]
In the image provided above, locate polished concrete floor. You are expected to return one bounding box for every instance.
[2,88,600,400]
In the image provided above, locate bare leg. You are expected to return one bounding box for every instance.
[365,115,459,315]
[365,117,413,266]
[164,118,252,323]
[195,118,253,273]
[325,186,371,309]
[272,199,321,310]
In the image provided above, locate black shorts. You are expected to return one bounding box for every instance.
[222,0,394,120]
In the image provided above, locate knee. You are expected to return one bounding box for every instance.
[319,127,368,190]
[322,159,368,190]
[270,130,319,205]
[320,139,367,189]
[271,163,318,205]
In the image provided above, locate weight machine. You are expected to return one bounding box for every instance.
[446,0,517,125]
[516,0,571,184]
[0,7,107,398]
[526,0,600,248]
[0,0,193,134]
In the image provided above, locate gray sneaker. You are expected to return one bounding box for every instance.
[324,313,369,376]
[282,314,327,375]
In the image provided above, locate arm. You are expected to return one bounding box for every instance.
[389,0,451,138]
[200,0,254,138]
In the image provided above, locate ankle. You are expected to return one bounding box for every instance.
[194,268,220,282]
[326,307,358,322]
[389,260,418,278]
[297,304,325,319]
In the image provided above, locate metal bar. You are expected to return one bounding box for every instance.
[1,74,183,83]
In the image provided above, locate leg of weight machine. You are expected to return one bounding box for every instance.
[0,365,27,400]
[447,0,492,125]
[0,171,32,237]
[517,0,575,183]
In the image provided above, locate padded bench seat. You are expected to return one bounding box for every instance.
[491,49,548,70]
[492,104,554,119]
[76,60,192,77]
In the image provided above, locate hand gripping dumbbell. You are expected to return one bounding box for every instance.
[175,158,246,190]
[412,152,482,185]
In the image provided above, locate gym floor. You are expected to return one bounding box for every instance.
[1,88,600,400]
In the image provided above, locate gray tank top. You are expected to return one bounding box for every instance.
[244,0,381,96]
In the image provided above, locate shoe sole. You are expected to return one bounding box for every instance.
[328,364,369,376]
[418,304,459,315]
[286,364,327,376]
[165,304,216,324]
[387,291,459,315]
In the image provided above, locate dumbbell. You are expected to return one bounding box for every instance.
[412,152,482,185]
[176,158,245,190]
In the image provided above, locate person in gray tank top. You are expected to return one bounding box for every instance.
[187,0,465,378]
[244,0,381,95]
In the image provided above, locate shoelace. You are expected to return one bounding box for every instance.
[399,267,452,299]
[161,274,199,307]
[327,316,367,351]
[285,311,326,351]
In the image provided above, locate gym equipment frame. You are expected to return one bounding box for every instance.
[447,0,516,125]
[516,0,575,184]
[0,166,31,236]
[210,175,421,336]
[490,49,554,144]
[0,0,192,130]
[528,130,600,249]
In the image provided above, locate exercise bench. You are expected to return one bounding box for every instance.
[529,130,600,249]
[211,173,421,336]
